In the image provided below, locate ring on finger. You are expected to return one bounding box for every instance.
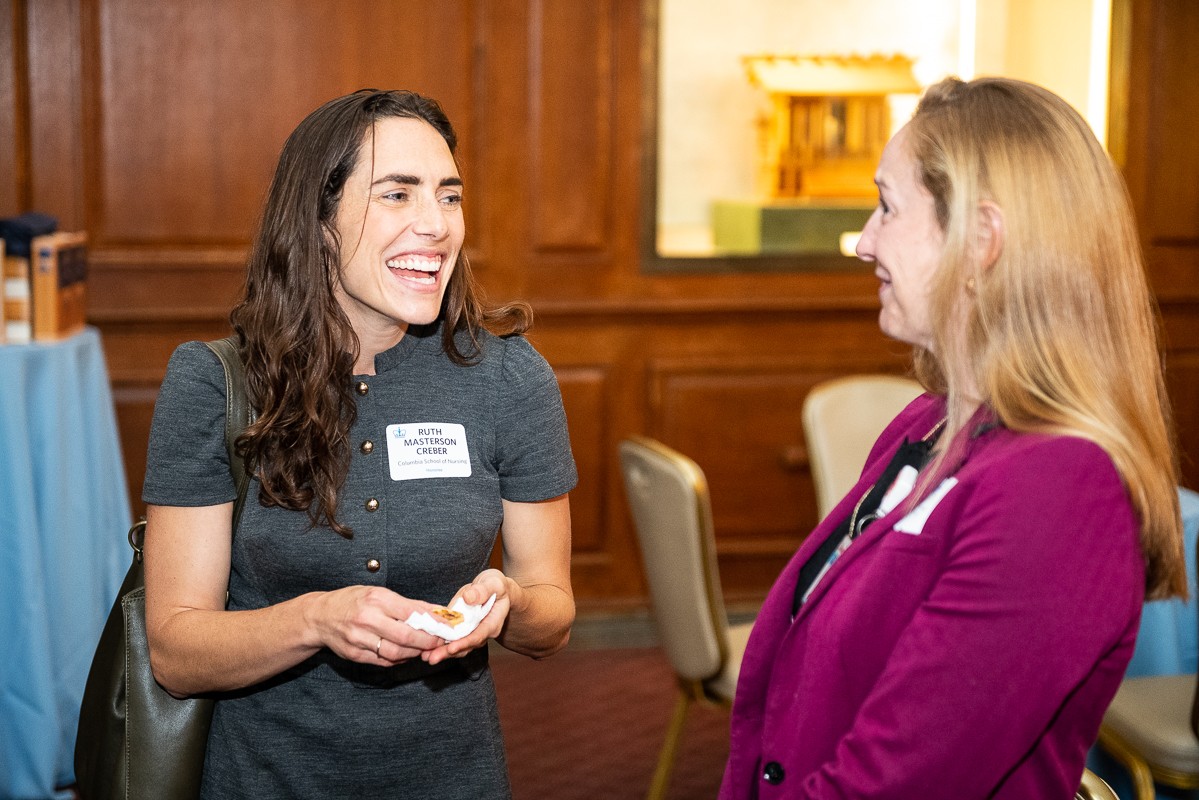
[376,637,384,657]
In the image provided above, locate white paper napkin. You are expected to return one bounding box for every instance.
[404,593,497,641]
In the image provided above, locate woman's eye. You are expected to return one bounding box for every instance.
[383,191,409,202]
[440,194,463,207]
[878,198,891,215]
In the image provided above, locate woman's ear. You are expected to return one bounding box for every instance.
[975,201,1005,270]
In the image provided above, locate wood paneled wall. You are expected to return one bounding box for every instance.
[3,0,1197,611]
[1119,0,1199,487]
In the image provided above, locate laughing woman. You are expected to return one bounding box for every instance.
[141,90,576,799]
[721,77,1186,799]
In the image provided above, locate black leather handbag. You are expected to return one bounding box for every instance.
[74,337,253,800]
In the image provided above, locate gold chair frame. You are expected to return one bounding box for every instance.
[1076,767,1121,800]
[1097,723,1199,800]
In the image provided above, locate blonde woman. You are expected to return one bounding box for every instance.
[721,77,1185,799]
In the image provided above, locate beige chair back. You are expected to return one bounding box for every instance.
[802,374,924,519]
[619,436,729,682]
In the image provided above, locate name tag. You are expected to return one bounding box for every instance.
[894,477,958,535]
[386,423,472,481]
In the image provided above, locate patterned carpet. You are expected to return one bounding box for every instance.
[491,644,730,800]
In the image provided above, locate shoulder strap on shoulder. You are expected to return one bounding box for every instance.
[203,336,256,531]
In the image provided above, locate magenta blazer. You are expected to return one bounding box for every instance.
[720,394,1144,799]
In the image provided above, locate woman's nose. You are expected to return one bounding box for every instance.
[413,196,448,238]
[855,210,880,262]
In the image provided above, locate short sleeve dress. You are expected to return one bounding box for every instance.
[143,322,578,800]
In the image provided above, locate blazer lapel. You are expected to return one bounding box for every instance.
[791,409,999,624]
[789,505,895,624]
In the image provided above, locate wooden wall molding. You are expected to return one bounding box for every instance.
[527,0,615,254]
[555,364,612,559]
[25,0,85,227]
[1120,0,1199,302]
[0,0,31,215]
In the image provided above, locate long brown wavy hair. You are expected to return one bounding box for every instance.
[230,89,529,536]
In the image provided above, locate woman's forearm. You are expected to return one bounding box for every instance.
[496,578,575,658]
[149,592,325,697]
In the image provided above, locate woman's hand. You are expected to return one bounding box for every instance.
[308,585,445,665]
[146,502,499,694]
[149,503,446,693]
[424,495,575,664]
[421,569,514,665]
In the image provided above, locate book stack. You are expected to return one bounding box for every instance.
[0,214,89,343]
[3,238,31,344]
[31,230,88,340]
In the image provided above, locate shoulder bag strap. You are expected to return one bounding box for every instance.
[203,336,256,531]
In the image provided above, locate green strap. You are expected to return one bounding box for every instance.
[203,336,256,532]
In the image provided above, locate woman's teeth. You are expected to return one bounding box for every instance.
[386,256,440,272]
[386,256,440,284]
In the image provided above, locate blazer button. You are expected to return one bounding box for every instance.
[763,761,785,785]
[355,381,369,396]
[365,558,381,573]
[360,440,374,455]
[365,498,379,512]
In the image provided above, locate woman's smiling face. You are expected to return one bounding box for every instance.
[855,124,946,352]
[331,116,465,346]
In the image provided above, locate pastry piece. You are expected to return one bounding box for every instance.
[430,607,465,627]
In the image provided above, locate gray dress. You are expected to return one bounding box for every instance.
[143,323,578,800]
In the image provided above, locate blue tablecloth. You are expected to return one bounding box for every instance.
[1124,487,1199,679]
[0,328,131,799]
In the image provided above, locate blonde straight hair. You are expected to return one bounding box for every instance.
[907,76,1185,599]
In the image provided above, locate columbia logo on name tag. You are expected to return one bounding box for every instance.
[893,477,958,535]
[386,423,471,481]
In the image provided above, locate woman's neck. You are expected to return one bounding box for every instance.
[352,323,408,375]
[949,398,981,432]
[945,363,983,432]
[930,385,983,458]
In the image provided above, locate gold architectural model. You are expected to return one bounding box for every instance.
[742,54,921,199]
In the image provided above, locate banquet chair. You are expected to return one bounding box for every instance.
[619,436,755,800]
[1096,668,1199,798]
[1096,525,1199,800]
[802,374,924,519]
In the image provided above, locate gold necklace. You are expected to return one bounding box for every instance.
[846,416,947,539]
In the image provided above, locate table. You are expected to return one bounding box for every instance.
[0,328,131,799]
